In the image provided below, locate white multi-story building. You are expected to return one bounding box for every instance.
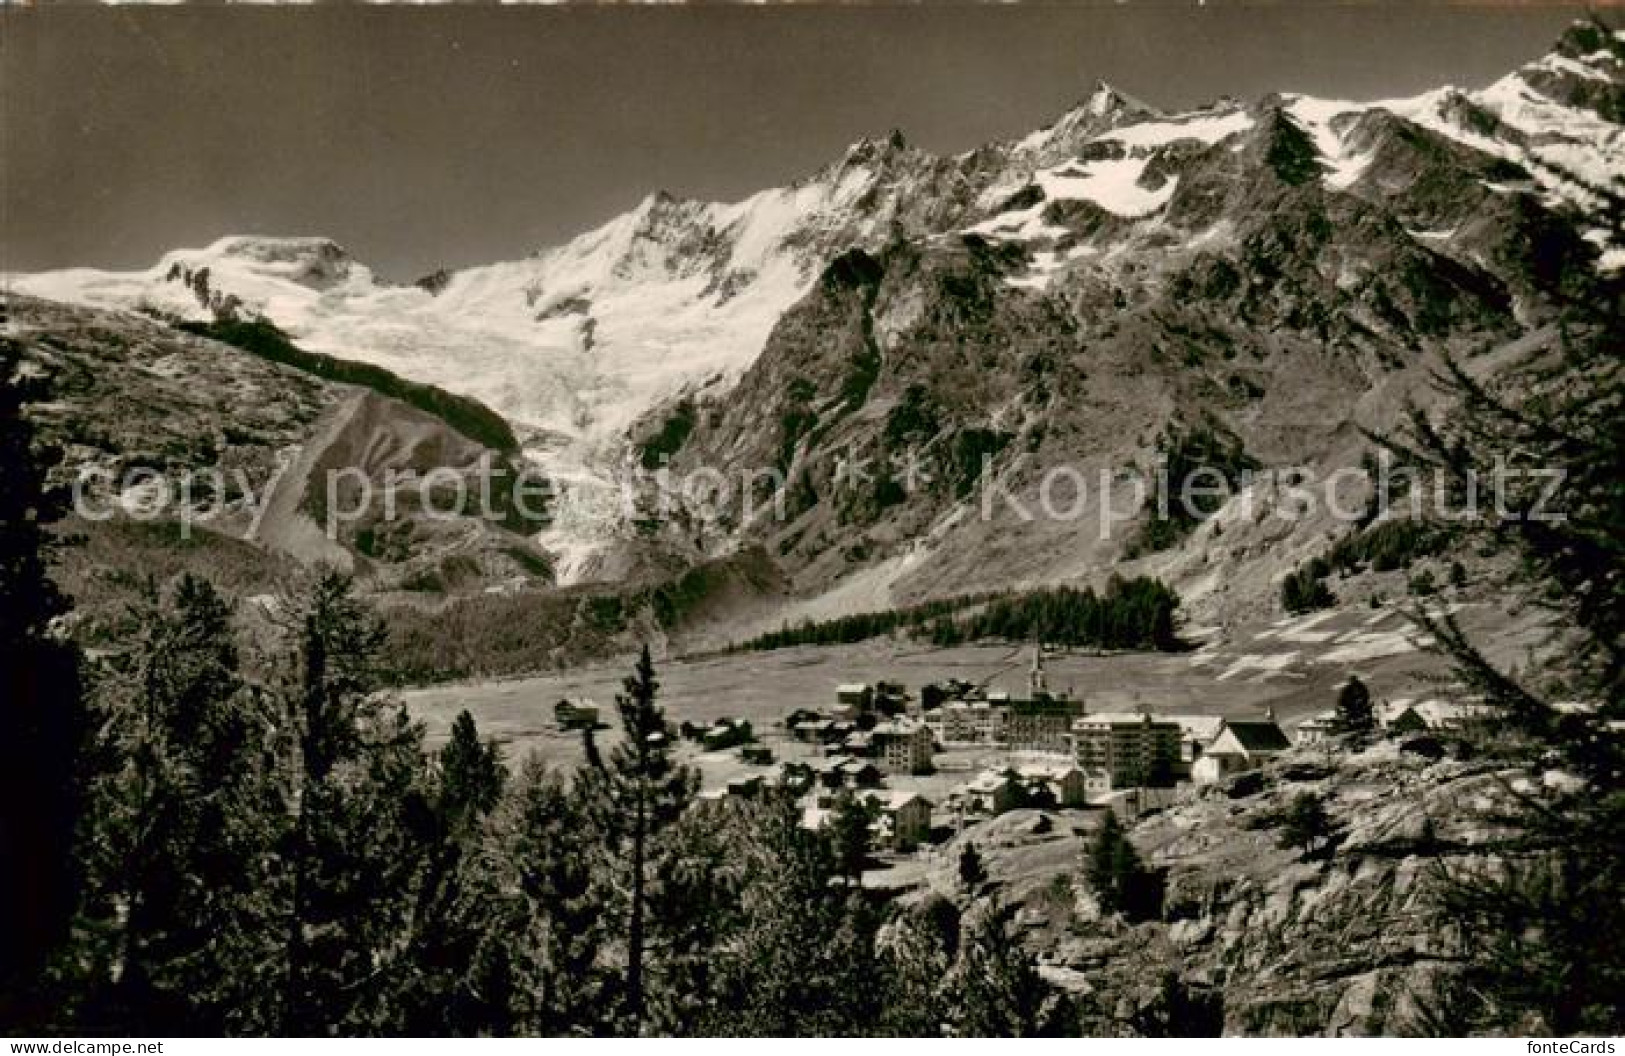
[1071,712,1183,789]
[871,718,934,775]
[936,700,1008,745]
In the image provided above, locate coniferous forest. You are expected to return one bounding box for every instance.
[733,577,1181,655]
[0,338,1076,1037]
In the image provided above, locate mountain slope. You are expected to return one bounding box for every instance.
[12,21,1622,618]
[5,295,553,639]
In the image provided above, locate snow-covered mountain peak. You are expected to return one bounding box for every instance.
[157,235,361,291]
[1552,18,1625,64]
[1004,80,1164,168]
[202,234,351,265]
[1084,79,1160,121]
[839,128,912,168]
[13,24,1621,584]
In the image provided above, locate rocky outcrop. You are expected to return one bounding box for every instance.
[10,295,552,600]
[1040,742,1520,1035]
[248,388,552,590]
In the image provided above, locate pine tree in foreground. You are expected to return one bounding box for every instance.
[703,792,884,1036]
[77,575,272,1033]
[399,710,508,1035]
[948,899,1047,1037]
[271,572,432,1035]
[576,645,698,1035]
[1378,213,1624,1031]
[0,340,88,1031]
[492,756,604,1036]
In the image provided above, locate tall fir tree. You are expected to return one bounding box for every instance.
[496,756,604,1036]
[828,789,875,885]
[705,792,883,1036]
[1377,180,1623,1032]
[1335,675,1375,737]
[77,574,274,1033]
[641,802,742,1032]
[947,899,1048,1037]
[0,340,88,1030]
[576,645,697,1034]
[399,710,507,1035]
[1084,812,1151,918]
[879,896,959,1036]
[271,572,432,1034]
[957,842,988,893]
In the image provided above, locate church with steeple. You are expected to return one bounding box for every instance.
[1005,641,1085,751]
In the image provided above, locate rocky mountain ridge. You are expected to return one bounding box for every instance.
[9,20,1622,632]
[4,295,553,645]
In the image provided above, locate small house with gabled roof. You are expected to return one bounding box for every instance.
[1193,715,1291,785]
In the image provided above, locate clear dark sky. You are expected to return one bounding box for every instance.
[0,2,1600,281]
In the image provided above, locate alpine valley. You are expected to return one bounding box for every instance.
[12,23,1621,664]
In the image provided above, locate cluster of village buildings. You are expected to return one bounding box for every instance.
[555,647,1481,858]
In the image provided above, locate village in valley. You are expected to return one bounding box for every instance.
[542,635,1482,887]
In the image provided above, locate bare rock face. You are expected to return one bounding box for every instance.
[1046,743,1523,1036]
[652,89,1541,611]
[250,387,553,592]
[10,295,552,613]
[10,294,339,524]
[1532,20,1625,122]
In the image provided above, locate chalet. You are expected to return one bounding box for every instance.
[1171,716,1225,770]
[1088,784,1180,823]
[1385,697,1487,733]
[1017,762,1093,807]
[874,681,910,716]
[1192,716,1292,785]
[826,719,857,743]
[842,730,876,758]
[839,759,885,789]
[789,717,834,743]
[1294,710,1343,745]
[834,683,875,718]
[958,769,1026,816]
[882,791,933,851]
[701,718,753,752]
[815,757,883,791]
[1384,703,1430,735]
[871,718,934,775]
[786,708,823,726]
[554,698,599,731]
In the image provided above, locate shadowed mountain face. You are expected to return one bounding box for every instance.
[6,295,555,648]
[646,23,1620,620]
[10,21,1622,631]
